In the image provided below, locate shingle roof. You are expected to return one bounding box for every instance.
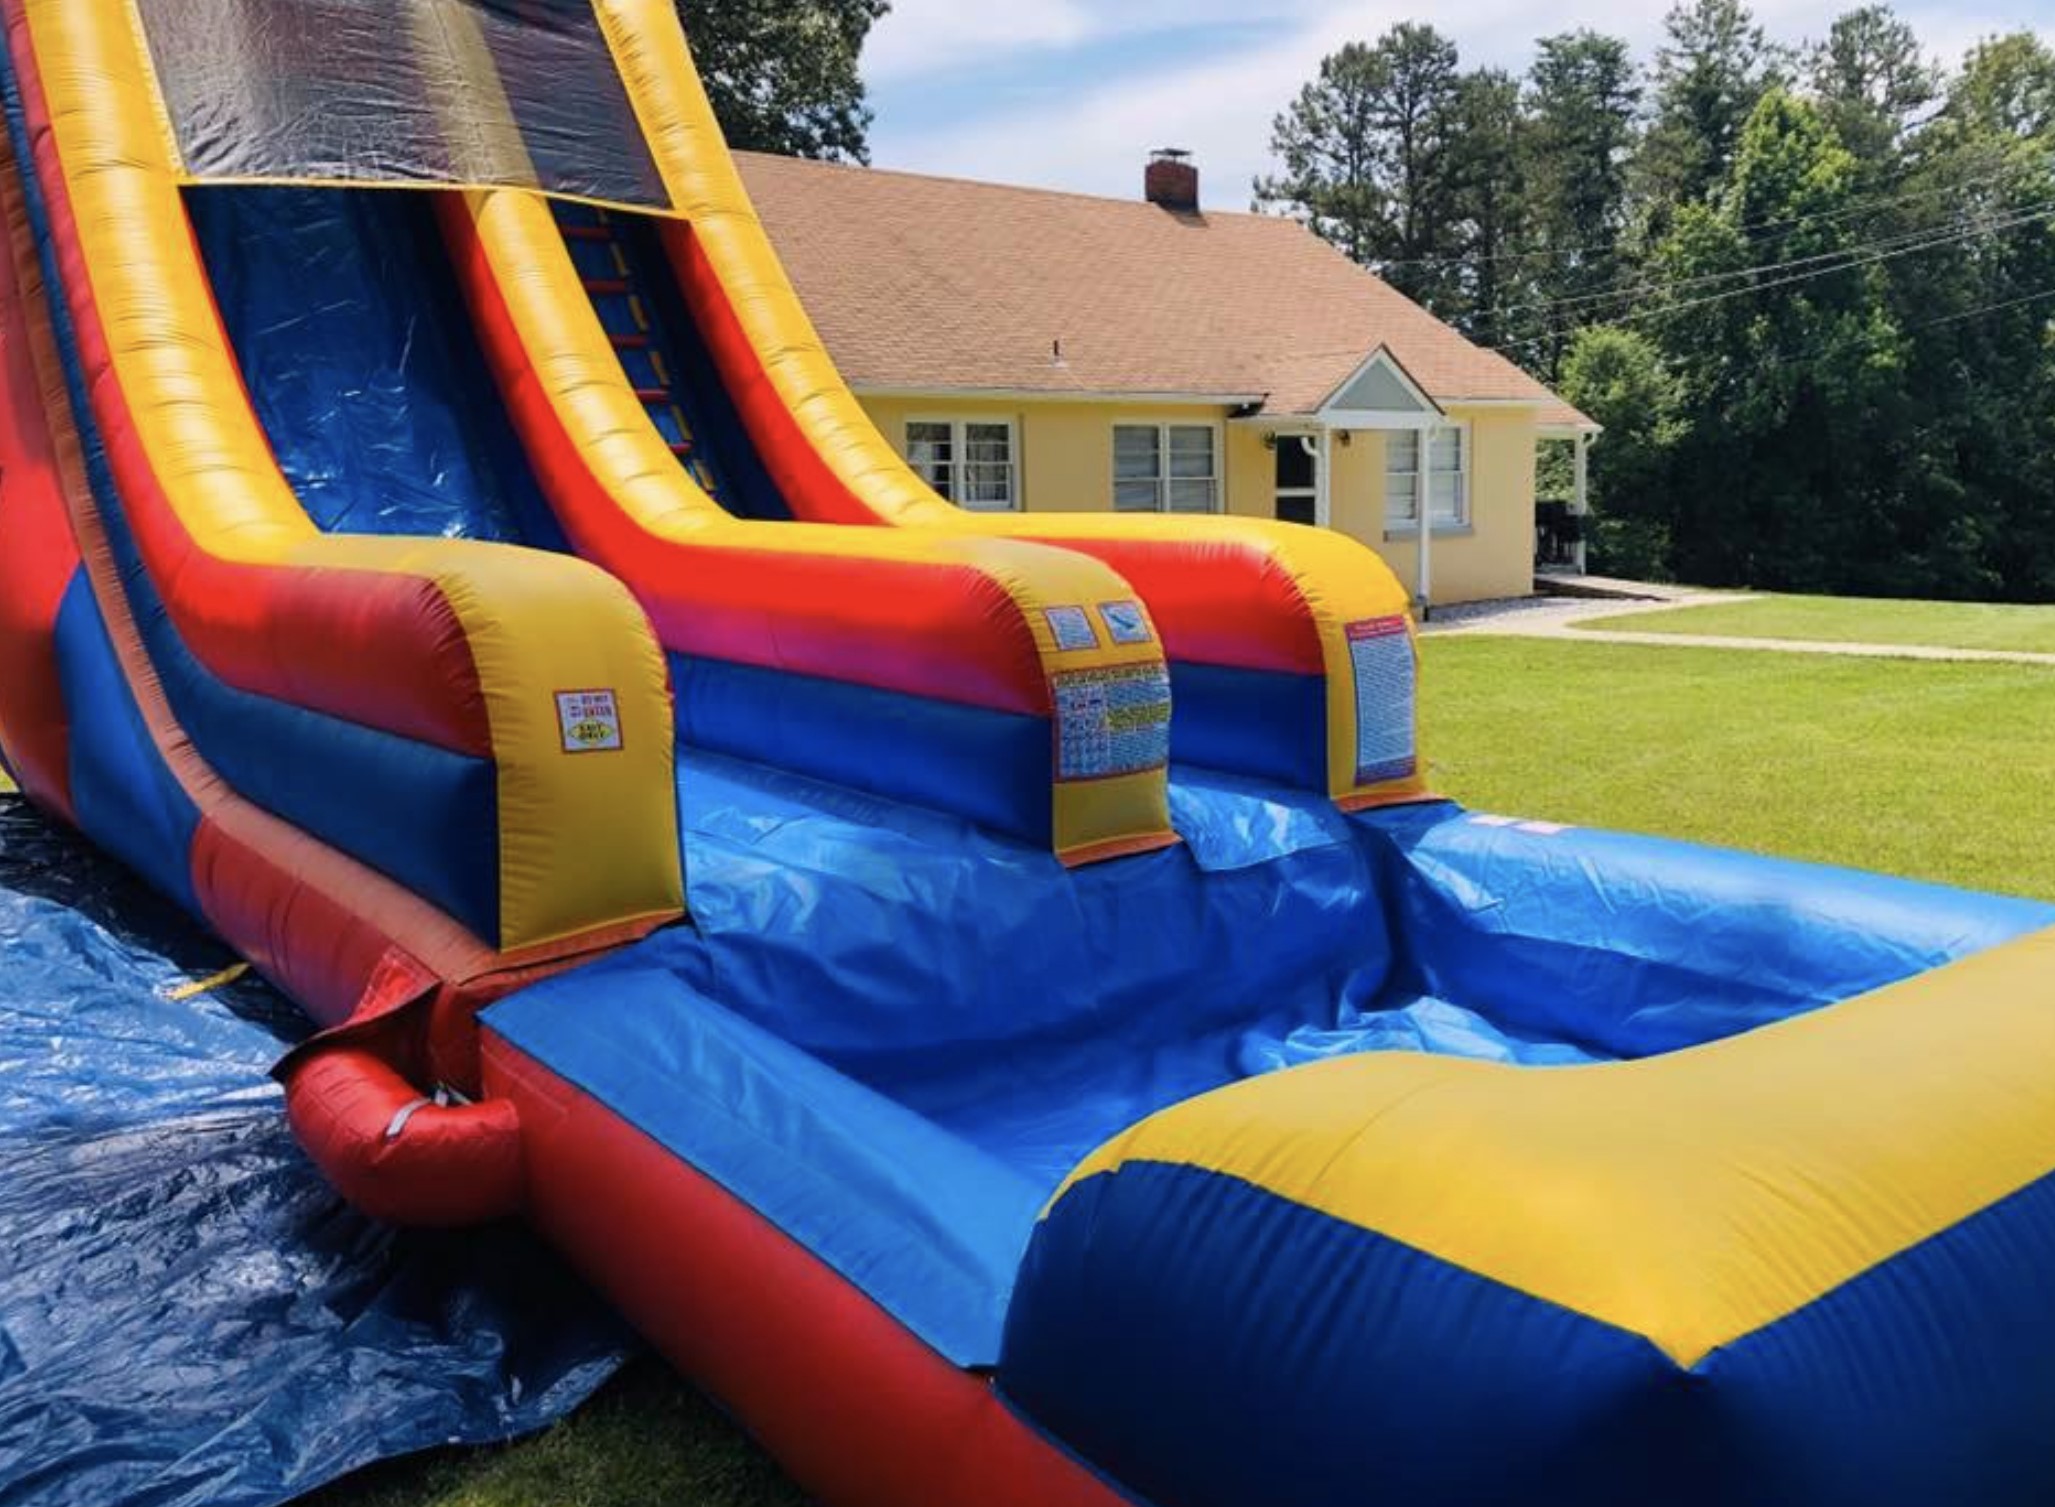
[735,151,1593,429]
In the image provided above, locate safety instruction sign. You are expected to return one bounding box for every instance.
[1054,664,1172,781]
[1097,600,1154,646]
[1044,606,1100,653]
[1346,618,1417,785]
[556,689,624,754]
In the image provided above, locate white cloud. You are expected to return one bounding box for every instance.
[867,0,2055,208]
[870,6,1385,204]
[865,0,1337,81]
[864,0,1097,81]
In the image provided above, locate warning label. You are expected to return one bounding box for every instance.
[1044,606,1100,653]
[1346,618,1417,785]
[1097,599,1154,646]
[1053,664,1172,781]
[555,689,624,754]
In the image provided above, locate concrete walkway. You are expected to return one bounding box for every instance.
[1425,593,2055,669]
[1530,571,1711,603]
[1424,591,1738,636]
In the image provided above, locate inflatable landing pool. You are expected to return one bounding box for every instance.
[5,2,2055,1504]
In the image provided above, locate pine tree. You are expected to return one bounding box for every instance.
[1255,25,1466,309]
[1640,0,1786,222]
[1447,69,1529,343]
[678,0,890,162]
[1807,6,1940,167]
[1521,31,1641,375]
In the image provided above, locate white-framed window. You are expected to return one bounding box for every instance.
[907,418,1019,511]
[1385,424,1468,530]
[1113,423,1220,513]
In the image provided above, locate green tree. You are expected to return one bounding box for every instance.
[1255,7,2055,603]
[1640,0,1785,219]
[1558,326,1685,578]
[677,0,890,161]
[1807,6,1939,166]
[1256,25,1466,307]
[1520,30,1641,375]
[1653,89,1904,589]
[1446,68,1530,343]
[1880,35,2055,598]
[1255,43,1387,265]
[1944,32,2055,142]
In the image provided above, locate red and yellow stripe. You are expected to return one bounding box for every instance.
[593,0,1429,810]
[443,184,1176,865]
[8,0,683,963]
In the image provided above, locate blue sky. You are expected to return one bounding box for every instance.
[863,0,2055,210]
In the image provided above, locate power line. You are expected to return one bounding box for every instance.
[1371,168,1913,270]
[1480,201,2055,357]
[1482,206,2051,355]
[1751,283,2055,376]
[1257,201,2055,372]
[1367,154,2042,271]
[1481,193,2055,324]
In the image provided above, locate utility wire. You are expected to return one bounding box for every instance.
[1479,193,2055,323]
[1482,207,2049,356]
[1367,155,2043,271]
[1480,202,2055,357]
[1255,201,2055,371]
[1748,283,2055,376]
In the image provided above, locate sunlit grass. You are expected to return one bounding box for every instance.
[1422,636,2055,899]
[1576,593,2055,656]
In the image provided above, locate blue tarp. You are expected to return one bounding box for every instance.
[0,798,632,1507]
[487,753,2055,1368]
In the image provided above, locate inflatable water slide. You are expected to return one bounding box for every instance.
[6,3,2055,1504]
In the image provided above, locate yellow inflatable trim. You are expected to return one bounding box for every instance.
[461,184,1176,864]
[1057,926,2055,1368]
[27,0,684,951]
[592,0,1428,809]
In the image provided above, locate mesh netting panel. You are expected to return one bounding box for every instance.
[131,0,669,209]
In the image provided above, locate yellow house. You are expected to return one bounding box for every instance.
[738,149,1598,608]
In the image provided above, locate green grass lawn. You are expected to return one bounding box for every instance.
[1423,636,2055,900]
[1576,592,2055,654]
[305,1361,800,1507]
[314,634,2055,1506]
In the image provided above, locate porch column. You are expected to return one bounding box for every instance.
[1573,432,1592,576]
[1414,422,1435,620]
[1315,428,1334,530]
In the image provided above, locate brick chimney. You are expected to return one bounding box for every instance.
[1145,148,1199,212]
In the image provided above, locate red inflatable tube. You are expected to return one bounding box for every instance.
[282,1046,524,1229]
[660,221,905,531]
[0,138,76,820]
[482,1036,1134,1507]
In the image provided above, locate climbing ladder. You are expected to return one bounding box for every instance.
[551,200,722,500]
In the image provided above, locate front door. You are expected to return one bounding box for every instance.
[1274,435,1318,526]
